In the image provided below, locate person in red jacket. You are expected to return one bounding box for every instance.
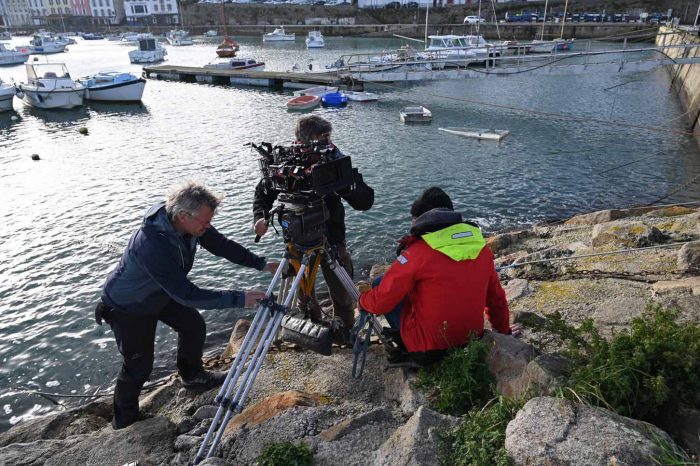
[359,187,512,366]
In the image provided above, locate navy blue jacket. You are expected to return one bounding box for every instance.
[101,202,266,315]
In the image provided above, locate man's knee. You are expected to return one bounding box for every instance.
[120,353,154,383]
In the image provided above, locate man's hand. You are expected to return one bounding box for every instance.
[356,281,372,293]
[510,323,523,338]
[244,290,267,308]
[254,218,269,237]
[263,261,280,274]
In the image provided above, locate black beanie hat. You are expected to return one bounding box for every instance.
[410,187,454,217]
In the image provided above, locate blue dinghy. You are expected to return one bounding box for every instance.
[321,92,348,107]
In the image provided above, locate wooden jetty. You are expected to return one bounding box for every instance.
[142,65,353,90]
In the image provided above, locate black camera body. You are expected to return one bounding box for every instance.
[252,141,355,248]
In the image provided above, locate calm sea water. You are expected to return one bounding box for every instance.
[1,35,699,431]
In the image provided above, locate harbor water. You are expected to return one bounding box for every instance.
[1,35,699,431]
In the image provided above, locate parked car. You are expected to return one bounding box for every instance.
[464,15,486,25]
[385,1,400,8]
[405,1,418,7]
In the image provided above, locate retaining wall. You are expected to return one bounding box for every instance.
[657,27,700,148]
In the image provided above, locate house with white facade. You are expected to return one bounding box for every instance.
[90,0,124,25]
[124,0,178,26]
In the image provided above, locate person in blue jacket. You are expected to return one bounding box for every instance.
[97,181,277,429]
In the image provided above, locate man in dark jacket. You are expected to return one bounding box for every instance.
[253,115,374,336]
[99,181,276,429]
[359,187,512,366]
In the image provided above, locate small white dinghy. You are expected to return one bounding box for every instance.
[345,91,379,102]
[77,71,146,102]
[438,127,510,141]
[292,86,338,97]
[400,105,432,123]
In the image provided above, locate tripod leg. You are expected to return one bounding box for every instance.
[329,260,388,345]
[204,258,310,461]
[193,257,288,464]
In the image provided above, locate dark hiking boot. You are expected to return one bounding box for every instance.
[181,370,227,390]
[112,412,149,430]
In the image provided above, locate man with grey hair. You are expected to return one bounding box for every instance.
[97,181,277,430]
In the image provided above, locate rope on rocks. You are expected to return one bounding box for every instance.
[497,240,698,271]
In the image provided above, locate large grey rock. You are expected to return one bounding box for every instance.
[565,207,659,226]
[483,331,539,398]
[221,319,251,360]
[677,241,700,272]
[0,398,111,446]
[0,436,87,466]
[374,406,457,466]
[487,230,533,255]
[319,407,393,442]
[505,397,679,466]
[382,367,427,415]
[504,279,532,302]
[591,221,665,248]
[44,416,177,466]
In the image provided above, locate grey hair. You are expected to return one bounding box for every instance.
[295,115,332,143]
[165,181,223,219]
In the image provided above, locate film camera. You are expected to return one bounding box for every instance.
[251,141,355,248]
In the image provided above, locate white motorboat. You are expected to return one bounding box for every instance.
[205,30,218,37]
[77,71,146,101]
[292,86,338,97]
[121,32,153,42]
[166,30,193,46]
[400,105,432,123]
[438,127,510,141]
[17,62,85,109]
[21,34,67,54]
[0,77,15,111]
[0,43,30,66]
[345,91,379,102]
[425,34,502,66]
[54,35,77,45]
[204,57,265,71]
[128,38,167,64]
[305,30,325,49]
[263,26,295,42]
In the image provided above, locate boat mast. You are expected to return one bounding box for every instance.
[220,0,228,37]
[491,0,501,40]
[424,1,429,45]
[559,0,569,39]
[476,0,481,35]
[540,0,548,41]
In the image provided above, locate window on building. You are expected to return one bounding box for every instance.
[133,4,145,13]
[166,3,171,11]
[153,4,157,11]
[65,6,69,12]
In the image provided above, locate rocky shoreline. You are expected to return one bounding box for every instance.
[1,205,698,466]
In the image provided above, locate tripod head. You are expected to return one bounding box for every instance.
[256,193,329,251]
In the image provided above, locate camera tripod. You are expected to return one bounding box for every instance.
[193,237,388,464]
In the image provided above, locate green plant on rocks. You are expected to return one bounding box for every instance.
[417,338,495,416]
[257,441,313,466]
[527,304,700,421]
[439,396,523,466]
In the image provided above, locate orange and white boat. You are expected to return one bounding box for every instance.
[286,94,320,111]
[216,37,240,58]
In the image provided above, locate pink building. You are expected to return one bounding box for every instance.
[70,0,90,16]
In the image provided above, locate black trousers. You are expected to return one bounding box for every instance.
[108,300,206,429]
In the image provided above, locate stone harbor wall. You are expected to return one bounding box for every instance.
[0,205,698,465]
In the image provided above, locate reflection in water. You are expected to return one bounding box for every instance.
[87,101,150,118]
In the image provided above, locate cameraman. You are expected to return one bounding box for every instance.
[253,115,374,340]
[98,181,276,429]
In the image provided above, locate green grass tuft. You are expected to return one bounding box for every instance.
[527,304,700,421]
[440,396,523,466]
[417,338,495,416]
[257,441,313,466]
